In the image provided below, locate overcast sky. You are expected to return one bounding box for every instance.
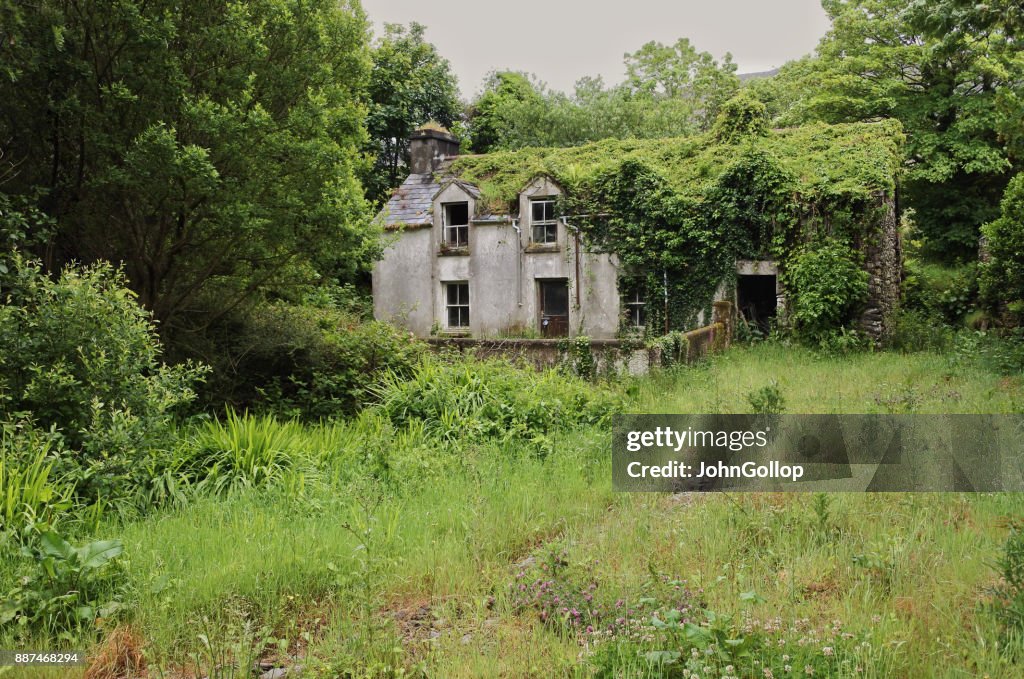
[361,0,831,97]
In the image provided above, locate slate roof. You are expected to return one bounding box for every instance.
[380,173,438,228]
[379,168,484,229]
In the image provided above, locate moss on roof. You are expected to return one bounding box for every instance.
[448,120,904,212]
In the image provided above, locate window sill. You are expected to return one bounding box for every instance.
[439,329,471,337]
[525,243,559,253]
[439,246,470,256]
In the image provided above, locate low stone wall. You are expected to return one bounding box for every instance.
[428,302,733,374]
[425,337,658,375]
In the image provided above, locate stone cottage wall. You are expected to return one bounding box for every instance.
[858,193,901,342]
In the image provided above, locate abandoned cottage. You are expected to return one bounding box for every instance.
[373,120,903,343]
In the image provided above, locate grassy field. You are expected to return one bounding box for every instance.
[4,344,1024,678]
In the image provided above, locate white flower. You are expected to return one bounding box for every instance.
[822,646,834,657]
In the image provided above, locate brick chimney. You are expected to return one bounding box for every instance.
[409,126,460,174]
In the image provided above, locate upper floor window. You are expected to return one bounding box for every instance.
[530,198,557,244]
[443,202,469,248]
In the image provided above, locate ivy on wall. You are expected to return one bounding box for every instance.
[449,109,904,336]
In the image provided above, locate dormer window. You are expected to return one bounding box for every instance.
[443,202,469,247]
[530,198,557,244]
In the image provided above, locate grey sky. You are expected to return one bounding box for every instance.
[361,0,831,97]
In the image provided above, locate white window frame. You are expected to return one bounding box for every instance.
[443,202,469,248]
[530,197,558,244]
[444,281,470,329]
[625,288,646,328]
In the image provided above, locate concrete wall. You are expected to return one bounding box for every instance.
[372,226,434,336]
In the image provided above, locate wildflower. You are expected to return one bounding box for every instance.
[764,670,775,679]
[822,647,834,657]
[725,666,734,674]
[784,666,792,674]
[586,625,594,634]
[783,655,790,662]
[804,666,814,676]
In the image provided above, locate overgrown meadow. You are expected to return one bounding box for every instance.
[3,265,1024,679]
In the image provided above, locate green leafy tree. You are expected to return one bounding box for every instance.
[623,38,740,130]
[764,0,1023,259]
[468,71,546,152]
[364,23,461,202]
[980,174,1024,320]
[0,257,206,501]
[0,0,375,339]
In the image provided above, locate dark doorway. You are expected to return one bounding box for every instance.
[538,279,569,337]
[737,275,777,333]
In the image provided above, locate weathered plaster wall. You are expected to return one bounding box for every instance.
[372,227,434,336]
[374,176,623,339]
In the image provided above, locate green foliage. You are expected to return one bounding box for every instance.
[559,335,596,380]
[0,0,376,336]
[0,258,207,502]
[781,242,869,343]
[363,23,461,202]
[466,35,739,153]
[372,357,619,451]
[988,524,1024,652]
[712,92,770,143]
[201,301,426,419]
[980,175,1024,321]
[185,412,313,496]
[889,309,954,353]
[454,123,899,337]
[0,425,74,538]
[746,381,785,415]
[763,0,1023,258]
[1,530,124,639]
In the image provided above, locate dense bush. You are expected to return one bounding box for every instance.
[903,258,980,326]
[373,357,620,452]
[781,241,869,343]
[0,258,206,502]
[200,301,425,420]
[980,174,1024,324]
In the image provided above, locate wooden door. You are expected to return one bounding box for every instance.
[539,279,569,337]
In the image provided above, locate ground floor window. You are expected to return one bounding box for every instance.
[445,282,469,328]
[624,286,646,328]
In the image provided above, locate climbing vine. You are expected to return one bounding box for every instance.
[449,113,904,338]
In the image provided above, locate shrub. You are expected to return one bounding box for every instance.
[0,423,74,538]
[0,530,125,640]
[890,309,954,352]
[0,257,207,502]
[782,241,868,343]
[184,411,313,495]
[746,381,786,414]
[988,524,1024,653]
[980,174,1024,323]
[372,356,619,451]
[200,302,425,419]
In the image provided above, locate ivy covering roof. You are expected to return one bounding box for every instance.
[447,120,904,213]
